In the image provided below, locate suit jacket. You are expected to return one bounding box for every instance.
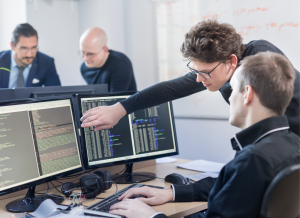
[0,50,61,88]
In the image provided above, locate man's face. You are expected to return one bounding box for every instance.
[80,44,106,68]
[11,36,38,66]
[228,67,246,128]
[190,60,232,91]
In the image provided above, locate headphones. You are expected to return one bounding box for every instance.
[61,169,112,199]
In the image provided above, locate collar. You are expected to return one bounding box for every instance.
[231,116,290,151]
[10,51,32,68]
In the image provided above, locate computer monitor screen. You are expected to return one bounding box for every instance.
[0,98,83,212]
[78,93,178,183]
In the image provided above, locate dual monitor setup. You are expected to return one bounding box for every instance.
[0,86,179,213]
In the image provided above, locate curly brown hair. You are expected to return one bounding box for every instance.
[180,19,245,63]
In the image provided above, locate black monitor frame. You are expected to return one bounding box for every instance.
[77,92,179,183]
[12,84,108,99]
[0,96,84,212]
[0,88,15,102]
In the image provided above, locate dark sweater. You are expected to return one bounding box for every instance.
[120,40,300,136]
[81,50,137,92]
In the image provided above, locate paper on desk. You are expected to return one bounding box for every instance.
[45,206,97,218]
[183,172,219,181]
[156,157,176,164]
[176,159,225,173]
[29,199,68,218]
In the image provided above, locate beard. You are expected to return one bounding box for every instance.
[15,54,34,66]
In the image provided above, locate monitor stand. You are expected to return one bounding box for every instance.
[6,186,64,213]
[112,163,156,184]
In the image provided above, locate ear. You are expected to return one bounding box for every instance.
[104,46,109,52]
[244,85,254,105]
[10,42,15,51]
[228,54,238,70]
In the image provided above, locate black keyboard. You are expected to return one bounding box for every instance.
[83,183,165,218]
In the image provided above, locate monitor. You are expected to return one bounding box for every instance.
[77,93,179,184]
[0,97,83,212]
[0,89,15,102]
[13,84,108,99]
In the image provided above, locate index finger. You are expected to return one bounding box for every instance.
[80,107,98,120]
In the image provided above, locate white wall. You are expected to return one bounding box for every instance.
[123,0,157,90]
[174,118,239,164]
[26,0,84,86]
[0,0,27,50]
[78,0,125,53]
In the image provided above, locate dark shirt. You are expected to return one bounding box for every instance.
[80,50,137,92]
[154,116,300,218]
[120,40,300,136]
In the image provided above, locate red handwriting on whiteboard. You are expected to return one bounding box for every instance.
[202,12,226,20]
[239,21,299,35]
[233,7,268,16]
[238,23,262,35]
[265,21,277,30]
[278,22,299,31]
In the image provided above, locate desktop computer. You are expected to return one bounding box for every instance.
[0,97,83,212]
[77,92,179,184]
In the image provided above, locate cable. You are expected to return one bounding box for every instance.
[50,181,63,194]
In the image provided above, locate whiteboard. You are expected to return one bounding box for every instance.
[155,0,300,119]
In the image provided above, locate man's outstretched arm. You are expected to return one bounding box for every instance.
[81,72,205,130]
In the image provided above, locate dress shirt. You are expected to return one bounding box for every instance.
[9,51,32,88]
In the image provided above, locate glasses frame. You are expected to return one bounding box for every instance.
[16,45,39,54]
[187,61,222,79]
[79,46,105,59]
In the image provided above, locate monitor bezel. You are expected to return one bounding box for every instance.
[0,96,84,196]
[76,92,179,170]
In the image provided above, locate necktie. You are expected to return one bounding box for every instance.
[16,66,26,87]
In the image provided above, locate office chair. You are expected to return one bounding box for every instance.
[260,164,300,218]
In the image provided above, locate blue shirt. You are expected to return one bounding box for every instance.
[9,51,32,88]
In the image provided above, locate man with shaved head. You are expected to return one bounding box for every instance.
[79,27,137,92]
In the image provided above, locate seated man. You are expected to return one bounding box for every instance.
[109,52,300,218]
[79,27,137,92]
[0,23,61,88]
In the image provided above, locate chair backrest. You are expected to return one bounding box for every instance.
[260,164,300,218]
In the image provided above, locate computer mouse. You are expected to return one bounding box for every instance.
[164,173,188,185]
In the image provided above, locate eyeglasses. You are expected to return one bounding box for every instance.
[187,61,222,79]
[16,46,39,54]
[78,47,105,59]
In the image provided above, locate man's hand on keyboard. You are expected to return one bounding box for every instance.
[109,199,157,218]
[118,186,173,206]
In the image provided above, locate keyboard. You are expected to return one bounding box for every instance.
[83,183,166,218]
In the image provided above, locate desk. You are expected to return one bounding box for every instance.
[0,159,207,218]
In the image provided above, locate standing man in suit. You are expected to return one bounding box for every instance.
[79,27,137,92]
[0,23,61,88]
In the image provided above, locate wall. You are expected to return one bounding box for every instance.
[123,0,158,90]
[78,0,125,54]
[174,118,239,164]
[0,0,27,50]
[26,0,84,86]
